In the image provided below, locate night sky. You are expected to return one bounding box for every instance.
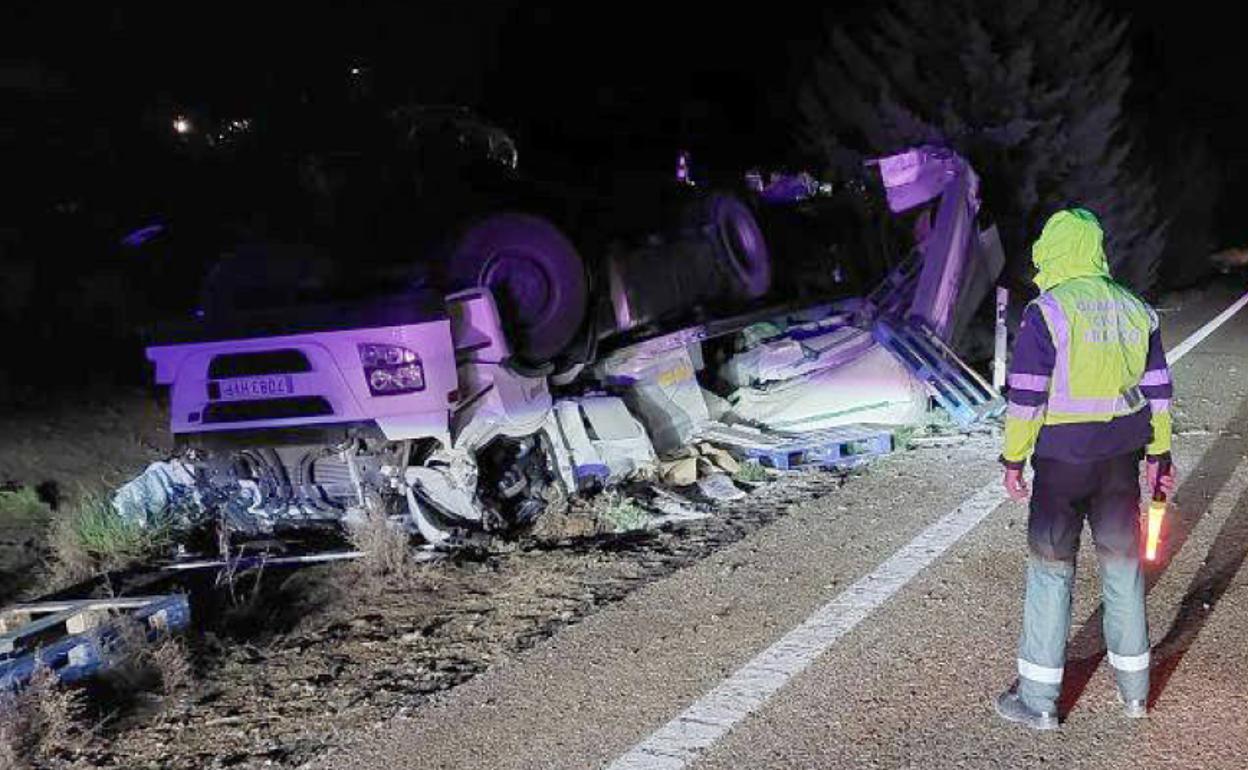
[4,1,1247,238]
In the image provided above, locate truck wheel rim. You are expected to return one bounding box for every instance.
[481,248,555,333]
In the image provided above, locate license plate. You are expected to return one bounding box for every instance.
[217,375,293,400]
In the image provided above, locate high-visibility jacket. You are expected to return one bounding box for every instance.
[1002,209,1172,467]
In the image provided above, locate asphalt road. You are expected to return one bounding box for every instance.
[316,283,1248,770]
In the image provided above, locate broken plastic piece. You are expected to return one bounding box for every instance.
[696,473,747,502]
[551,396,656,488]
[598,343,711,452]
[112,460,200,528]
[721,326,875,388]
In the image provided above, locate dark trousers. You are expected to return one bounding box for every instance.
[1016,452,1150,712]
[1029,452,1143,562]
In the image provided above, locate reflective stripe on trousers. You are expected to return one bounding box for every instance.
[1017,453,1151,714]
[1017,555,1150,713]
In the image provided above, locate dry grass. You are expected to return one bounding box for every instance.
[0,618,191,769]
[0,487,52,598]
[344,511,417,586]
[102,617,194,697]
[147,633,194,696]
[46,492,173,586]
[0,487,50,527]
[0,666,92,770]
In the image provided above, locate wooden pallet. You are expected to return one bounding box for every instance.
[873,319,1004,428]
[0,595,190,690]
[698,423,894,471]
[866,252,922,319]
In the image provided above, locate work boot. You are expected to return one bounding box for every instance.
[994,691,1059,731]
[1117,692,1147,719]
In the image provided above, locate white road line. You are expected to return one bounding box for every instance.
[606,288,1248,770]
[606,484,1007,770]
[1167,289,1248,364]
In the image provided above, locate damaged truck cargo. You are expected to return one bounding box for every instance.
[133,143,1003,552]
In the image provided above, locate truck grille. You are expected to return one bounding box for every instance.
[208,350,312,378]
[310,455,354,487]
[202,396,333,424]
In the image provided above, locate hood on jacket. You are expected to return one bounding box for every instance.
[1031,208,1109,291]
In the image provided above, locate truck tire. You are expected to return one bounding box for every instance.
[448,213,588,363]
[691,193,772,299]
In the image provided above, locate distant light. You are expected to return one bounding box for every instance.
[173,116,192,135]
[350,67,361,75]
[676,151,694,186]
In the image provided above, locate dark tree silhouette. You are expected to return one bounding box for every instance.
[799,0,1166,294]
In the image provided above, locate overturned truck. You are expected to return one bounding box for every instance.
[143,143,1002,547]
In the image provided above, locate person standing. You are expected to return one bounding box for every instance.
[994,208,1176,730]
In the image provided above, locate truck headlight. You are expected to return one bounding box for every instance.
[359,344,425,396]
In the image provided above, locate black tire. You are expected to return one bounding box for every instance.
[689,193,772,299]
[447,213,588,363]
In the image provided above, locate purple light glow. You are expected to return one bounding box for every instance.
[121,223,166,248]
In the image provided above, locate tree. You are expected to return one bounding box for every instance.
[798,0,1166,295]
[1155,131,1221,289]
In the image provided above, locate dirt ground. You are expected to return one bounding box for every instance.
[0,383,900,769]
[0,388,173,599]
[12,464,879,769]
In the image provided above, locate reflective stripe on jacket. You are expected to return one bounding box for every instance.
[1002,209,1173,466]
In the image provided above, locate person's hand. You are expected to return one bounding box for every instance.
[1004,467,1030,501]
[1147,459,1176,497]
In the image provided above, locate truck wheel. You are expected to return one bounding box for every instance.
[448,213,588,363]
[693,193,772,299]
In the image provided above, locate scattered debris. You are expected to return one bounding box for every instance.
[720,320,871,389]
[724,344,929,431]
[0,595,191,691]
[696,474,747,502]
[598,337,711,452]
[160,550,367,572]
[907,434,971,449]
[550,396,657,489]
[643,486,708,520]
[658,454,698,487]
[111,459,198,528]
[657,442,741,487]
